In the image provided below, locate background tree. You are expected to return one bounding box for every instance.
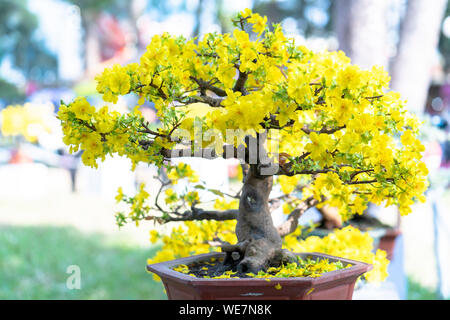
[333,0,389,69]
[63,0,123,72]
[0,0,57,86]
[0,79,25,105]
[438,2,450,72]
[253,0,333,37]
[390,0,448,115]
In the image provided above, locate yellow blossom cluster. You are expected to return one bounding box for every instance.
[213,197,239,211]
[167,162,199,184]
[284,226,389,283]
[57,97,162,170]
[115,183,150,227]
[58,8,428,221]
[1,103,55,142]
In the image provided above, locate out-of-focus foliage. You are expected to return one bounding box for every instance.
[63,0,195,19]
[0,0,57,83]
[0,79,25,104]
[64,0,121,12]
[253,0,333,37]
[63,0,128,18]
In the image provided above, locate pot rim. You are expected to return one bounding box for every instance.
[147,251,372,287]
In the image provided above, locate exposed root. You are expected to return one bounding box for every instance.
[270,248,298,267]
[236,238,275,274]
[221,239,298,274]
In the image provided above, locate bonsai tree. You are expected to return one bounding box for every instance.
[58,9,429,276]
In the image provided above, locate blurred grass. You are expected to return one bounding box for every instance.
[407,277,443,300]
[0,225,166,299]
[0,224,447,300]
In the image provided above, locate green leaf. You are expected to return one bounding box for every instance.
[208,189,224,197]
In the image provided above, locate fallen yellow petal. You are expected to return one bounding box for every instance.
[306,287,315,295]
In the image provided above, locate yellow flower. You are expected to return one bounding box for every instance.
[115,187,124,203]
[213,198,239,210]
[150,230,159,243]
[240,8,252,19]
[81,151,98,168]
[164,188,178,204]
[108,65,131,95]
[185,191,199,206]
[248,13,267,35]
[81,133,103,155]
[305,132,334,163]
[217,63,237,89]
[71,97,95,121]
[401,130,415,146]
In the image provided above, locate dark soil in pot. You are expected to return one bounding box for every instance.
[180,255,349,279]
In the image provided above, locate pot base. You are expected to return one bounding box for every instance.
[147,252,372,300]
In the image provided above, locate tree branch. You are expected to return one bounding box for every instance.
[277,197,320,237]
[189,76,227,97]
[160,208,238,222]
[159,143,248,161]
[301,125,346,135]
[135,83,167,100]
[180,95,225,107]
[233,69,249,95]
[350,169,374,180]
[275,160,338,176]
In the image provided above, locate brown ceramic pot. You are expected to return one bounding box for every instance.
[147,252,372,300]
[377,228,401,260]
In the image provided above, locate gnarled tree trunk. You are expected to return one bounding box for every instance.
[222,165,296,273]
